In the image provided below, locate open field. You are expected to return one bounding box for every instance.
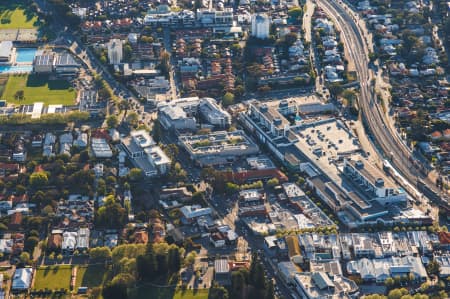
[2,74,77,106]
[129,286,209,299]
[33,265,72,290]
[0,5,38,30]
[75,265,108,291]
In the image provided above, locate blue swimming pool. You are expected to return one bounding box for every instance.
[0,48,36,74]
[15,48,37,63]
[0,65,33,73]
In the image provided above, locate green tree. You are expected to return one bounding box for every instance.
[95,195,127,229]
[136,243,159,281]
[167,246,181,274]
[231,270,246,299]
[225,182,240,195]
[387,288,409,299]
[100,55,107,64]
[288,6,303,20]
[185,251,197,267]
[328,83,343,96]
[129,168,143,181]
[19,252,30,264]
[152,119,163,143]
[253,262,266,289]
[222,92,235,107]
[102,281,128,299]
[112,273,135,288]
[249,252,265,289]
[31,190,45,206]
[342,89,357,107]
[107,115,119,128]
[29,172,49,188]
[89,246,112,260]
[209,283,229,299]
[158,50,171,79]
[385,277,395,289]
[25,236,39,253]
[266,178,279,188]
[265,278,275,299]
[97,178,106,196]
[123,43,133,61]
[126,111,139,127]
[363,295,387,299]
[119,100,130,112]
[14,90,25,101]
[427,260,441,276]
[16,184,27,196]
[283,32,298,47]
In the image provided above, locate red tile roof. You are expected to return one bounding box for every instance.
[439,231,450,245]
[0,163,19,171]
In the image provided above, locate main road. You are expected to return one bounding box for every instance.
[315,0,446,205]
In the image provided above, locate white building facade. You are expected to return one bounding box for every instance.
[251,14,270,39]
[108,39,123,65]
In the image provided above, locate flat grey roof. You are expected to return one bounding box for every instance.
[0,41,13,58]
[346,159,396,189]
[55,53,79,66]
[214,259,229,273]
[34,54,54,66]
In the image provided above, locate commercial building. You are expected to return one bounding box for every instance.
[310,260,343,277]
[278,261,302,284]
[435,255,450,277]
[293,272,359,299]
[159,104,197,131]
[180,205,212,223]
[282,183,334,227]
[220,155,288,184]
[0,41,13,63]
[33,54,55,73]
[158,97,230,131]
[178,130,259,166]
[121,130,171,176]
[240,101,298,155]
[347,256,427,283]
[241,98,429,229]
[214,258,231,285]
[32,52,79,76]
[144,6,195,27]
[251,14,270,39]
[197,8,234,27]
[79,90,105,116]
[91,138,113,158]
[238,189,267,216]
[108,39,123,65]
[54,53,80,77]
[343,158,407,205]
[199,98,231,128]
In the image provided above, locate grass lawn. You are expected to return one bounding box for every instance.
[0,6,38,29]
[129,286,209,299]
[173,289,209,299]
[75,265,108,291]
[33,265,72,290]
[3,74,77,106]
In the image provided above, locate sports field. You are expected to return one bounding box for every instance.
[129,286,209,299]
[0,6,38,30]
[2,74,77,106]
[33,265,72,290]
[75,265,108,291]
